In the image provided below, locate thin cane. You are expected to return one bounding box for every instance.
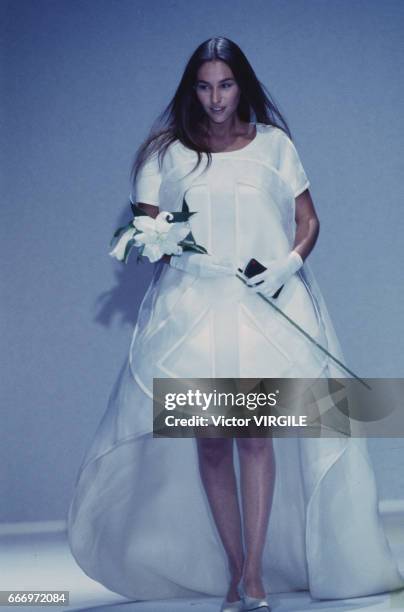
[236,272,371,391]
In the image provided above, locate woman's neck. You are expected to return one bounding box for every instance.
[206,115,249,141]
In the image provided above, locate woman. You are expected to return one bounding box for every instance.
[67,37,404,612]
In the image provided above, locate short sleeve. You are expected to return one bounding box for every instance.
[277,133,310,198]
[131,152,162,206]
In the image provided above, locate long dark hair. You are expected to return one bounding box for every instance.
[131,36,292,186]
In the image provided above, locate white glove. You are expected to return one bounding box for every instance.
[169,252,236,278]
[244,251,303,297]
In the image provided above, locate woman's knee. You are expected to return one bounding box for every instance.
[197,438,232,466]
[237,437,271,455]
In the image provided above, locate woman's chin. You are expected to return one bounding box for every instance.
[208,115,227,124]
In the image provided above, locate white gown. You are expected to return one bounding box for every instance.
[67,123,404,601]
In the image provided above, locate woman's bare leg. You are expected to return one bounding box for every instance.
[236,436,275,598]
[196,437,244,602]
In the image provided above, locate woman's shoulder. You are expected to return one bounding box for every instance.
[256,123,297,158]
[139,140,187,177]
[161,135,195,157]
[257,122,290,142]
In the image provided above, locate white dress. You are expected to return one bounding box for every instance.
[67,123,404,601]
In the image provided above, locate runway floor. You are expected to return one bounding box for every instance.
[1,504,404,611]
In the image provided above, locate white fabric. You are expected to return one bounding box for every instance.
[169,251,236,278]
[67,123,404,602]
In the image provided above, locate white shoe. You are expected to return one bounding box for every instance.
[238,582,271,611]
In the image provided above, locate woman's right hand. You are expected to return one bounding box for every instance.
[169,252,236,278]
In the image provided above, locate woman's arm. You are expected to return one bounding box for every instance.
[292,189,320,261]
[136,202,234,275]
[137,202,171,263]
[137,202,160,218]
[245,189,319,295]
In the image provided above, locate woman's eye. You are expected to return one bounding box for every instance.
[195,82,233,91]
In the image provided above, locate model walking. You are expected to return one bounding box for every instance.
[67,36,404,612]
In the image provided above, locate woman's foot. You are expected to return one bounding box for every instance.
[220,595,243,612]
[220,574,243,611]
[238,579,271,611]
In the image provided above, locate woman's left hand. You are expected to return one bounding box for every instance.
[244,251,304,297]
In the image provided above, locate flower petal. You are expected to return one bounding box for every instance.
[109,227,136,261]
[155,212,172,233]
[133,232,154,246]
[133,216,156,233]
[143,243,164,262]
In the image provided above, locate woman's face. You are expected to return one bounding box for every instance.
[194,60,241,125]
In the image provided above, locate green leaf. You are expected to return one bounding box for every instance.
[110,222,133,245]
[123,237,136,264]
[167,211,196,223]
[166,195,198,223]
[178,240,208,254]
[191,243,208,254]
[182,196,190,213]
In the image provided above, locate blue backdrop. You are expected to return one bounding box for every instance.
[2,0,403,521]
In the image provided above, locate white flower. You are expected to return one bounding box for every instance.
[132,211,191,263]
[109,226,137,262]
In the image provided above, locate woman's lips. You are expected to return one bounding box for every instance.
[211,107,225,113]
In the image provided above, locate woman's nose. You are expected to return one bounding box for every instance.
[211,89,221,105]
